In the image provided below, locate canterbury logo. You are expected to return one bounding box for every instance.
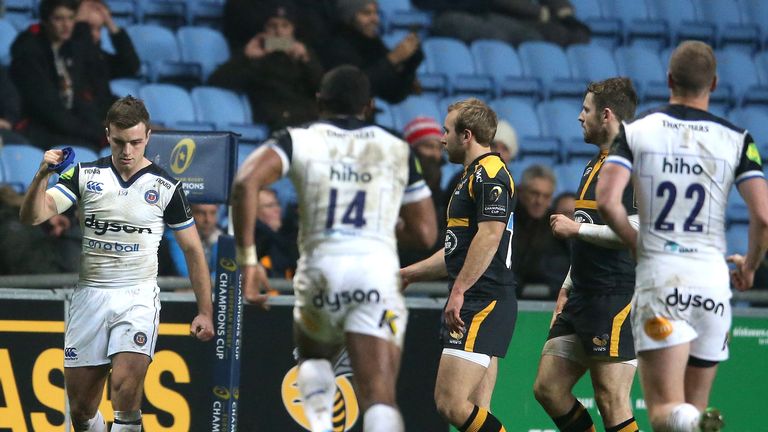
[86,181,103,192]
[64,347,77,359]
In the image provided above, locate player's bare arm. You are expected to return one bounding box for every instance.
[19,149,66,225]
[174,226,214,341]
[550,269,573,328]
[397,197,438,249]
[231,145,282,305]
[728,177,768,290]
[551,212,639,249]
[445,220,504,334]
[596,163,636,251]
[400,248,448,290]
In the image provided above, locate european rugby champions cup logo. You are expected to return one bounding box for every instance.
[281,350,360,431]
[170,138,196,175]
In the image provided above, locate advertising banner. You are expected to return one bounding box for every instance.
[145,131,238,204]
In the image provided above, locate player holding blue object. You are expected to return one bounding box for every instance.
[20,96,213,432]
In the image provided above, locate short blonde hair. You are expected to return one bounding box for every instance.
[447,98,498,145]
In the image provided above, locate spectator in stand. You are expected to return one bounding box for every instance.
[552,191,576,219]
[490,119,519,163]
[320,0,423,104]
[224,0,336,57]
[255,188,298,279]
[9,0,139,151]
[167,204,223,278]
[416,0,590,47]
[0,67,29,145]
[210,2,323,129]
[512,164,571,298]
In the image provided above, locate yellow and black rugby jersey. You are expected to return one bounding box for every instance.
[444,153,516,299]
[571,150,637,294]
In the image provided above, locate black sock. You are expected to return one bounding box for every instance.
[606,417,639,432]
[459,405,506,432]
[552,400,595,432]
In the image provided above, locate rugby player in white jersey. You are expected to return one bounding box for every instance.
[597,41,768,432]
[20,96,214,431]
[231,65,437,432]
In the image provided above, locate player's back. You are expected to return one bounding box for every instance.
[611,104,764,289]
[284,118,411,255]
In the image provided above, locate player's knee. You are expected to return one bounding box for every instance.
[433,392,467,425]
[593,387,626,414]
[532,377,561,407]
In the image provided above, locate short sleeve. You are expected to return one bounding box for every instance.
[735,133,765,185]
[164,183,194,230]
[263,129,294,177]
[606,124,633,171]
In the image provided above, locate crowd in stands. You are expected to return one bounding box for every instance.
[1,0,767,299]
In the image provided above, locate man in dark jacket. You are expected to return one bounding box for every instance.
[210,2,323,129]
[10,0,139,150]
[320,0,423,104]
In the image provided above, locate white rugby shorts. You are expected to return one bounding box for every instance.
[292,250,408,348]
[64,284,160,367]
[631,285,731,362]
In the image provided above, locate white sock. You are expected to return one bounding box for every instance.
[74,411,107,432]
[667,403,701,432]
[111,410,142,431]
[363,404,404,432]
[297,359,335,432]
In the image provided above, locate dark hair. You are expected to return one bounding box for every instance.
[447,98,498,145]
[39,0,79,21]
[105,95,151,132]
[669,40,717,97]
[317,65,371,116]
[586,77,638,122]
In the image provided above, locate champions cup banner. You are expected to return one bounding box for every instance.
[210,235,243,432]
[145,131,238,204]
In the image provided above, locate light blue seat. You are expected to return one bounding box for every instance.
[470,39,541,99]
[650,0,715,45]
[740,0,768,45]
[190,86,266,141]
[716,48,768,105]
[567,43,619,83]
[177,26,229,82]
[391,95,441,132]
[374,98,395,130]
[378,0,431,32]
[110,78,143,98]
[421,37,493,96]
[555,162,588,195]
[728,107,768,154]
[136,0,187,27]
[489,98,541,139]
[570,0,621,47]
[537,99,584,160]
[126,24,200,82]
[1,144,45,191]
[600,0,667,48]
[726,223,749,255]
[614,45,668,102]
[518,41,585,99]
[695,0,759,50]
[139,83,213,130]
[0,19,18,66]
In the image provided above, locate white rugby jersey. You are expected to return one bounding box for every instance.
[267,118,431,255]
[607,104,764,290]
[48,157,194,288]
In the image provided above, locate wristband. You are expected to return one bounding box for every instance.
[48,147,75,174]
[236,245,258,266]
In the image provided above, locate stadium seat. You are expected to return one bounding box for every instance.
[421,37,493,96]
[726,223,749,255]
[600,0,667,48]
[740,0,768,45]
[726,188,750,225]
[190,86,267,142]
[139,83,213,130]
[650,0,715,45]
[374,98,396,130]
[728,107,768,153]
[614,45,668,102]
[555,162,588,195]
[378,0,431,32]
[126,24,201,82]
[0,19,18,66]
[716,48,768,105]
[136,0,187,28]
[569,0,621,47]
[440,163,464,192]
[470,39,541,99]
[518,41,585,99]
[177,26,230,82]
[99,147,112,159]
[1,144,45,191]
[186,0,225,27]
[695,0,759,50]
[566,43,619,83]
[391,95,441,131]
[381,30,410,50]
[104,0,136,26]
[489,98,542,139]
[110,78,142,98]
[537,99,584,160]
[237,142,259,168]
